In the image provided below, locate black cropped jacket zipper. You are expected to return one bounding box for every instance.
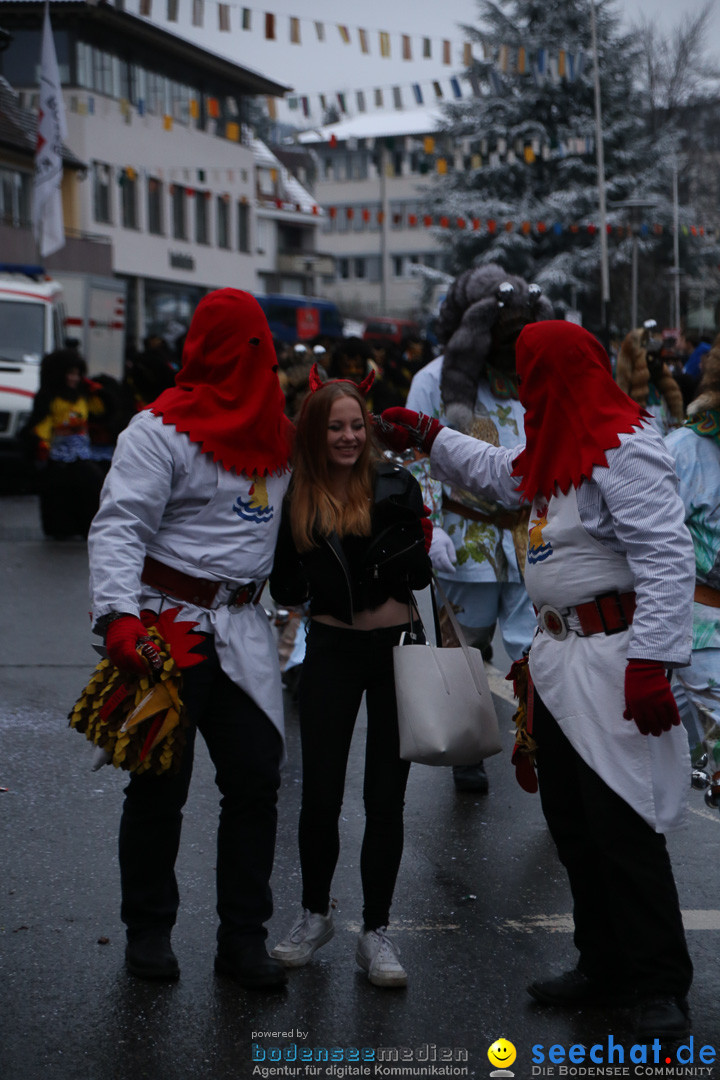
[269,462,432,626]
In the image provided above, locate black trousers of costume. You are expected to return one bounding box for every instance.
[297,621,413,930]
[119,637,282,944]
[533,688,693,1000]
[39,458,102,538]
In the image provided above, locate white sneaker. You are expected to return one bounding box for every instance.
[270,909,334,967]
[355,927,407,987]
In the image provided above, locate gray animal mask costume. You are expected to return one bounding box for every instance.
[436,264,554,432]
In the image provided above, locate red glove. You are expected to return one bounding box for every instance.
[421,506,433,553]
[373,408,443,454]
[36,439,50,463]
[106,615,163,675]
[623,658,680,737]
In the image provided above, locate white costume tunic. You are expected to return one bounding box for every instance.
[88,410,291,744]
[429,423,695,832]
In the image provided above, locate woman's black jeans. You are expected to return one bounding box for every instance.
[297,620,413,930]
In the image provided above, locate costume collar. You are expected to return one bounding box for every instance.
[685,408,720,444]
[486,366,519,400]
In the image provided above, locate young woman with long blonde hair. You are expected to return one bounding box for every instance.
[269,370,432,987]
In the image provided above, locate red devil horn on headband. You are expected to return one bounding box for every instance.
[308,362,324,393]
[307,362,375,397]
[358,369,375,396]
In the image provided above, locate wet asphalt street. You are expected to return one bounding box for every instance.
[2,491,720,1080]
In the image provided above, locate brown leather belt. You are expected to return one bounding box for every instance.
[141,555,264,609]
[441,493,524,531]
[695,582,720,608]
[535,590,636,639]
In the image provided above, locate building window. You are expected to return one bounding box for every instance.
[195,191,209,244]
[0,168,31,227]
[91,47,114,96]
[366,255,382,282]
[216,195,230,249]
[146,71,164,115]
[121,171,138,229]
[147,177,164,235]
[392,256,405,278]
[237,201,250,252]
[76,42,91,88]
[337,258,350,280]
[92,162,112,224]
[172,185,186,240]
[354,258,366,279]
[348,152,368,180]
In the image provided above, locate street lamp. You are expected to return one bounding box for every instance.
[610,197,658,330]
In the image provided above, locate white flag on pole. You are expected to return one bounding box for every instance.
[33,2,68,257]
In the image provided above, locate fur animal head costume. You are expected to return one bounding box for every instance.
[436,264,554,432]
[687,332,720,419]
[615,320,684,426]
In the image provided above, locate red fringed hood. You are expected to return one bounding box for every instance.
[511,321,649,502]
[150,288,293,476]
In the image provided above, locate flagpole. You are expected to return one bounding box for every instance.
[589,0,610,340]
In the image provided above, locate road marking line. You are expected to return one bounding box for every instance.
[345,920,460,933]
[501,910,720,933]
[689,804,720,824]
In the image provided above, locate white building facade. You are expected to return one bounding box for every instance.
[298,111,453,320]
[0,1,325,347]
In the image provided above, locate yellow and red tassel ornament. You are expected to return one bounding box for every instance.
[69,607,205,775]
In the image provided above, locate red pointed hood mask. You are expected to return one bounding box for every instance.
[511,321,649,502]
[150,289,293,476]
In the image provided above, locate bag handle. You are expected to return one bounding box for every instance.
[431,574,488,699]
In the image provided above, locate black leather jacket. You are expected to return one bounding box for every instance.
[270,462,432,626]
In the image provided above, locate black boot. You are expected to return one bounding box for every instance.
[125,930,180,981]
[452,761,489,793]
[215,935,288,990]
[633,996,691,1039]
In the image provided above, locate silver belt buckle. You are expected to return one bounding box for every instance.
[538,604,569,641]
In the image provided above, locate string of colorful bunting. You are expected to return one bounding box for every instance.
[136,0,474,66]
[322,212,709,238]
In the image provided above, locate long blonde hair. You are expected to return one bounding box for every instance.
[289,381,379,551]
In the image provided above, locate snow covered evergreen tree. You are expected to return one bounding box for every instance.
[427,0,717,333]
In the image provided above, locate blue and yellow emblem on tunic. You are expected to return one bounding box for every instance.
[527,508,552,565]
[233,475,274,523]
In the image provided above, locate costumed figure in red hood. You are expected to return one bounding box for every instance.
[403,264,553,795]
[86,288,293,990]
[376,320,695,1040]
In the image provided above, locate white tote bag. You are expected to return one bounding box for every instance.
[393,579,502,766]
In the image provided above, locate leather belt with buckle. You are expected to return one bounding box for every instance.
[141,555,264,610]
[537,590,636,640]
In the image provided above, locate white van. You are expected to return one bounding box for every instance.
[0,267,126,460]
[0,269,66,457]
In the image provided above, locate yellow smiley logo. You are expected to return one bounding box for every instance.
[488,1039,517,1069]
